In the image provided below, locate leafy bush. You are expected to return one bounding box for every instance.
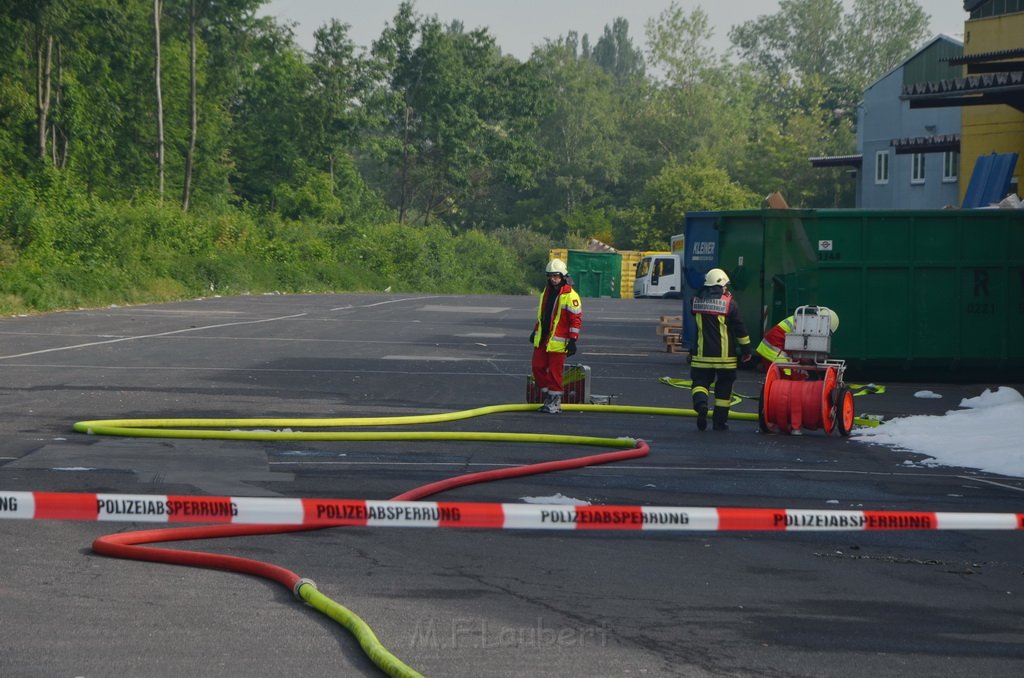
[336,222,533,294]
[0,173,546,315]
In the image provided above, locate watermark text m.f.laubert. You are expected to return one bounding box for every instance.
[410,617,610,649]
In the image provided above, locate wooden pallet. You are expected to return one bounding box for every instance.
[657,315,684,353]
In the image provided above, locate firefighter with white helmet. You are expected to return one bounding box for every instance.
[530,258,582,414]
[757,306,840,369]
[689,268,752,430]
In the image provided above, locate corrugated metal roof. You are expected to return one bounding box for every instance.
[903,70,1024,112]
[947,47,1024,65]
[903,70,1024,95]
[903,37,965,87]
[863,35,963,95]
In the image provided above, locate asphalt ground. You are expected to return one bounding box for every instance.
[0,293,1022,678]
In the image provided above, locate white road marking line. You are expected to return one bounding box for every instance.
[269,461,524,468]
[0,363,527,372]
[382,355,490,361]
[420,305,510,314]
[0,313,309,360]
[585,352,649,357]
[330,295,441,311]
[115,309,247,315]
[957,475,1024,493]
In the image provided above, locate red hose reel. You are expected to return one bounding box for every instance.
[760,363,855,436]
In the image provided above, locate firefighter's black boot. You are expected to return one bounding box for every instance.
[695,403,708,431]
[712,406,730,431]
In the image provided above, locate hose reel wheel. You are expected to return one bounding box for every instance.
[834,385,855,437]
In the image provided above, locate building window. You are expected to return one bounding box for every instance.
[875,151,889,184]
[943,151,959,183]
[911,153,925,184]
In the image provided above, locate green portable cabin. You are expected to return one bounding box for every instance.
[709,208,1024,379]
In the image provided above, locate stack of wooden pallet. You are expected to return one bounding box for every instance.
[657,315,683,353]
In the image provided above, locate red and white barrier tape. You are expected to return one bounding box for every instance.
[2,491,1022,531]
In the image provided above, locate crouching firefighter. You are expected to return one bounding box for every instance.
[757,307,840,371]
[689,268,752,430]
[530,259,582,414]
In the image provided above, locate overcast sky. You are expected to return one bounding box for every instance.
[259,0,969,60]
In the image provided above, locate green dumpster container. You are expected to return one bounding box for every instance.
[564,251,622,299]
[713,208,1024,379]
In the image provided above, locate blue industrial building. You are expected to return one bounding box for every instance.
[812,35,964,208]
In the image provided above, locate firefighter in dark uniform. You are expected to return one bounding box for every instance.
[689,268,752,430]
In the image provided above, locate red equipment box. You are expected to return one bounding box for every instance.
[526,363,591,404]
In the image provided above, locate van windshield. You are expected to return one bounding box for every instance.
[637,259,652,277]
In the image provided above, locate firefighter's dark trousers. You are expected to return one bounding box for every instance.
[690,365,736,427]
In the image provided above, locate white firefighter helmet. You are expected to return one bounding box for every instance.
[703,268,730,286]
[545,259,568,275]
[820,307,840,332]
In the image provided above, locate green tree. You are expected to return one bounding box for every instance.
[735,102,855,207]
[178,0,260,209]
[640,3,756,176]
[729,0,930,110]
[729,0,845,85]
[64,0,158,195]
[631,155,758,249]
[0,2,40,175]
[528,38,624,223]
[645,3,721,86]
[590,18,645,85]
[368,3,544,227]
[14,0,70,164]
[228,19,314,207]
[309,21,371,190]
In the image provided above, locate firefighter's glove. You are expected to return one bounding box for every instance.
[529,331,536,344]
[740,345,752,364]
[566,339,577,356]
